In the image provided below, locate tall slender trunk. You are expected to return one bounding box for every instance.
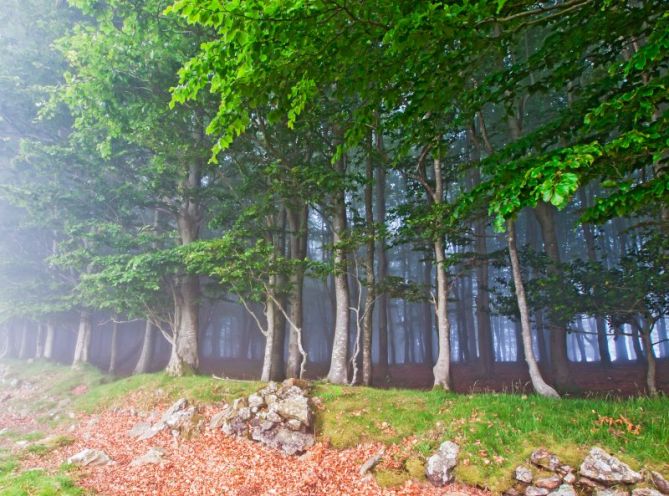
[18,321,29,359]
[44,320,55,360]
[35,323,44,359]
[166,163,202,377]
[433,236,452,389]
[72,310,92,368]
[362,148,376,385]
[430,157,452,388]
[286,204,308,378]
[375,126,389,379]
[134,320,155,374]
[533,201,570,386]
[579,189,611,365]
[639,322,657,397]
[507,220,560,398]
[422,258,434,365]
[109,319,119,374]
[327,155,351,384]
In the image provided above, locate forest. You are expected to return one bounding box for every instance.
[1,0,668,401]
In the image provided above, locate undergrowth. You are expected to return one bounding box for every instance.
[1,359,667,492]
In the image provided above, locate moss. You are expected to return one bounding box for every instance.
[375,468,410,488]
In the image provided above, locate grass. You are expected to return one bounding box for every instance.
[0,447,83,496]
[1,359,668,492]
[312,384,669,491]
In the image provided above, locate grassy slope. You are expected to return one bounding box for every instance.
[1,359,667,492]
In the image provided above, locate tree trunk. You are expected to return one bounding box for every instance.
[375,126,389,380]
[428,158,452,390]
[286,204,308,378]
[134,320,155,374]
[166,274,200,376]
[433,236,452,389]
[18,320,29,360]
[44,321,55,360]
[533,201,570,386]
[422,258,434,365]
[72,310,92,368]
[35,322,44,359]
[166,163,202,377]
[108,319,119,374]
[362,148,376,385]
[327,162,351,384]
[507,219,560,399]
[579,189,612,365]
[639,324,657,397]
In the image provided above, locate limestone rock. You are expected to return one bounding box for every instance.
[270,395,311,426]
[563,473,577,485]
[249,423,314,455]
[531,449,561,472]
[515,465,534,484]
[526,486,550,496]
[651,472,669,495]
[248,393,265,409]
[67,448,114,467]
[549,484,577,496]
[632,489,664,496]
[536,475,562,490]
[130,448,164,467]
[128,422,153,439]
[426,441,459,486]
[580,447,642,485]
[594,489,629,496]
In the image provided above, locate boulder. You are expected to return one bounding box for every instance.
[536,476,563,490]
[549,485,577,496]
[130,448,165,467]
[651,472,669,495]
[515,465,534,484]
[425,441,459,486]
[531,449,561,472]
[67,448,114,467]
[580,448,643,485]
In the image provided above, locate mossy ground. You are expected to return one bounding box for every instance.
[1,359,667,492]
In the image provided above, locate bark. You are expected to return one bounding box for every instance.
[430,158,452,390]
[72,310,92,368]
[326,159,351,384]
[134,320,155,374]
[108,320,119,374]
[18,321,29,360]
[375,129,389,379]
[362,149,375,386]
[422,258,434,365]
[44,321,55,360]
[507,220,560,399]
[533,201,570,386]
[433,235,452,389]
[166,163,202,377]
[639,324,657,397]
[166,274,200,376]
[35,323,44,359]
[286,204,308,378]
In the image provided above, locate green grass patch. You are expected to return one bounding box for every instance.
[313,385,669,491]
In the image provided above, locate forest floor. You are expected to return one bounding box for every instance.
[0,360,667,496]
